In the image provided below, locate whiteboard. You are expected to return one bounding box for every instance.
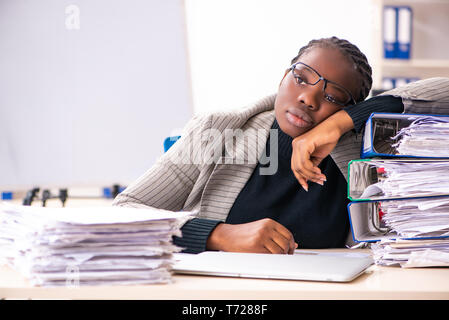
[0,0,193,190]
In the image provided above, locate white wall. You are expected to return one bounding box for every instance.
[0,0,378,191]
[184,0,376,115]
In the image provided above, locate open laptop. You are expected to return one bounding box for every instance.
[173,250,373,282]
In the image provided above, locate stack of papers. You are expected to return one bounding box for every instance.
[371,239,449,268]
[380,197,449,238]
[358,160,449,199]
[392,116,449,157]
[0,202,193,286]
[370,197,449,268]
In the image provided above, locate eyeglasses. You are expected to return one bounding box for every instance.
[289,62,356,107]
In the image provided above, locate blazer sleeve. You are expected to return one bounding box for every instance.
[112,113,212,211]
[173,218,222,253]
[343,95,404,133]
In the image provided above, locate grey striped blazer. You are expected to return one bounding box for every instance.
[113,77,449,244]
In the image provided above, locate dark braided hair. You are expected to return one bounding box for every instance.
[291,36,373,103]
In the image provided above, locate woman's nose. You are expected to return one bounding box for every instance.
[295,83,322,111]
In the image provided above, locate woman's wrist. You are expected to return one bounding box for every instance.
[326,109,354,136]
[206,222,226,251]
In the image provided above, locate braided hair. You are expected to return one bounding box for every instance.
[291,37,373,103]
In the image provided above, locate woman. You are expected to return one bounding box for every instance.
[113,37,404,254]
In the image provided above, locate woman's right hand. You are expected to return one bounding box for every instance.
[206,218,297,254]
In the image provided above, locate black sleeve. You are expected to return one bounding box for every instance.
[343,95,404,133]
[173,218,222,254]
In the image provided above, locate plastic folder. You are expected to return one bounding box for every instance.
[347,159,449,201]
[361,113,449,159]
[347,197,449,243]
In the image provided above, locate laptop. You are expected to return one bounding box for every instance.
[173,250,373,282]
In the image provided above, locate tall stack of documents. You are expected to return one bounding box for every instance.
[348,112,449,267]
[0,202,193,286]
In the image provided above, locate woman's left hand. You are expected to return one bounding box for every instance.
[291,110,354,191]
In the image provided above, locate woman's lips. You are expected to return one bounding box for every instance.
[285,110,313,128]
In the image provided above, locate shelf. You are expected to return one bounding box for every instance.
[382,59,449,69]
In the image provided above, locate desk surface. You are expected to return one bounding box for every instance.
[1,249,449,300]
[1,199,449,300]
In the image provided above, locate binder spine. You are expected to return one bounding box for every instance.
[383,6,398,59]
[397,6,413,59]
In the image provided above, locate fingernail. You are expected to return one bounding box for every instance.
[302,184,308,192]
[316,180,324,186]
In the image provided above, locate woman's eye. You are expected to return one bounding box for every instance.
[324,94,337,103]
[294,75,305,84]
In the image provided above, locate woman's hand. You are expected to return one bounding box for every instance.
[206,218,297,254]
[291,110,354,191]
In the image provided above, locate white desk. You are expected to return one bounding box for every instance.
[1,249,449,300]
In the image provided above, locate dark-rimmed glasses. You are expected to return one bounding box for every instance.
[289,61,356,107]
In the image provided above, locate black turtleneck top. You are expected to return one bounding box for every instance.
[224,119,349,248]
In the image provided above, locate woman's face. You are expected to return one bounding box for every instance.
[274,47,360,138]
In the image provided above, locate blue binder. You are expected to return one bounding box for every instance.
[383,5,412,59]
[347,197,449,243]
[347,158,449,202]
[397,6,413,59]
[361,113,449,159]
[383,6,398,58]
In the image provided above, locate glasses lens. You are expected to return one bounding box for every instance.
[324,83,352,106]
[292,64,320,84]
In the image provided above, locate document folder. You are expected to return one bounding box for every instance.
[361,113,449,159]
[382,5,412,59]
[348,159,449,201]
[383,6,398,59]
[397,6,412,59]
[348,197,449,243]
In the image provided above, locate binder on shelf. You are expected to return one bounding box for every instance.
[347,159,449,202]
[381,77,420,90]
[397,6,413,59]
[382,77,395,90]
[361,113,449,159]
[347,196,449,243]
[382,5,413,59]
[383,6,398,59]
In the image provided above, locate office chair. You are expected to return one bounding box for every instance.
[163,136,181,152]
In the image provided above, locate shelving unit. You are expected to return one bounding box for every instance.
[371,0,449,91]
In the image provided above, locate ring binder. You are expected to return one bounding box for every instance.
[397,6,412,59]
[382,5,413,59]
[383,6,398,59]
